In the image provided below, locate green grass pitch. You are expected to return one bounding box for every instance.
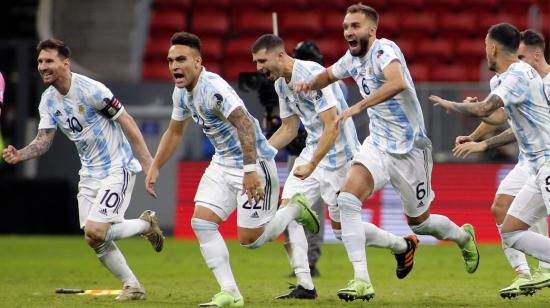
[1,236,550,307]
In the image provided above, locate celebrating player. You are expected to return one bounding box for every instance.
[251,34,361,299]
[2,39,164,300]
[145,32,320,307]
[452,29,550,298]
[430,23,550,292]
[294,4,479,301]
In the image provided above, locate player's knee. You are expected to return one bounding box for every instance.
[409,216,431,235]
[501,230,524,249]
[491,200,509,222]
[84,226,106,243]
[337,192,361,213]
[239,234,261,248]
[191,217,219,233]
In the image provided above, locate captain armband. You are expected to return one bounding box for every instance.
[99,96,123,119]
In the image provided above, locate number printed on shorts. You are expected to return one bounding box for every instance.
[416,182,426,200]
[545,176,550,193]
[242,200,262,210]
[100,189,120,208]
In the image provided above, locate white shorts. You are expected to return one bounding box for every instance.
[281,156,349,222]
[496,163,531,196]
[77,168,135,228]
[507,164,550,226]
[194,160,279,229]
[352,140,435,217]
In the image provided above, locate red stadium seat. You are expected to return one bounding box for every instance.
[314,38,348,64]
[144,37,171,61]
[234,11,274,36]
[439,14,477,37]
[400,13,437,38]
[149,11,187,37]
[232,0,271,9]
[192,12,230,36]
[323,12,345,35]
[204,62,222,76]
[422,0,461,14]
[465,63,482,82]
[480,14,527,33]
[501,0,539,15]
[378,13,400,39]
[417,39,455,63]
[395,38,416,61]
[408,63,430,82]
[142,61,171,80]
[193,0,231,11]
[385,0,425,13]
[225,37,257,62]
[280,12,322,37]
[153,0,192,10]
[431,64,467,82]
[456,39,486,65]
[224,60,257,80]
[200,37,224,61]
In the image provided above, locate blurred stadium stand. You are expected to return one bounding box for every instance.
[0,0,548,234]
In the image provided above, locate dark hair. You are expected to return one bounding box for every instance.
[347,3,379,25]
[171,32,201,53]
[36,39,71,59]
[252,34,285,54]
[488,23,520,54]
[293,40,324,65]
[521,29,545,52]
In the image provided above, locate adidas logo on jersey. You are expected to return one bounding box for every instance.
[417,201,425,208]
[99,208,108,216]
[54,110,62,116]
[250,211,259,219]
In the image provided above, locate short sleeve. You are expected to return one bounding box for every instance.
[311,86,338,114]
[490,72,528,106]
[88,83,125,120]
[375,44,400,71]
[37,95,57,129]
[171,88,191,121]
[275,81,293,119]
[331,52,352,79]
[210,89,245,119]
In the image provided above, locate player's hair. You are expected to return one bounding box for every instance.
[520,29,546,52]
[346,3,379,25]
[171,32,201,53]
[252,34,285,54]
[36,39,71,59]
[488,23,520,54]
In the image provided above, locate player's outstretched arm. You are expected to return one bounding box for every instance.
[227,106,263,205]
[337,60,407,123]
[429,94,504,118]
[294,106,339,180]
[2,128,56,164]
[268,115,300,150]
[146,118,190,198]
[453,127,516,158]
[294,66,338,95]
[116,110,153,176]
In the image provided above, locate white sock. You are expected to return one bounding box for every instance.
[502,230,550,264]
[105,219,149,242]
[95,241,139,287]
[531,219,550,270]
[411,215,470,247]
[497,224,530,275]
[243,203,300,249]
[338,192,370,283]
[363,222,408,253]
[287,221,314,290]
[191,218,241,298]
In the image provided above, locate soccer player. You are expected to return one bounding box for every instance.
[452,29,550,297]
[145,32,320,307]
[251,34,362,299]
[430,23,550,292]
[295,4,479,301]
[1,39,164,300]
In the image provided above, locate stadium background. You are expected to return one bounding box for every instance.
[0,0,549,243]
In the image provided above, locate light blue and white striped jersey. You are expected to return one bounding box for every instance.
[275,59,360,170]
[38,73,141,179]
[171,67,276,168]
[490,61,550,174]
[332,38,430,154]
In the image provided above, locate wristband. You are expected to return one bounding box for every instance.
[243,164,256,173]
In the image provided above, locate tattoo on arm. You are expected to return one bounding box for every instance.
[18,128,56,161]
[484,128,516,149]
[452,94,504,117]
[227,107,257,165]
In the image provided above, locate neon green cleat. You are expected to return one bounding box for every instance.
[291,193,320,234]
[460,224,479,273]
[500,274,536,299]
[520,267,550,291]
[337,279,375,302]
[198,291,244,307]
